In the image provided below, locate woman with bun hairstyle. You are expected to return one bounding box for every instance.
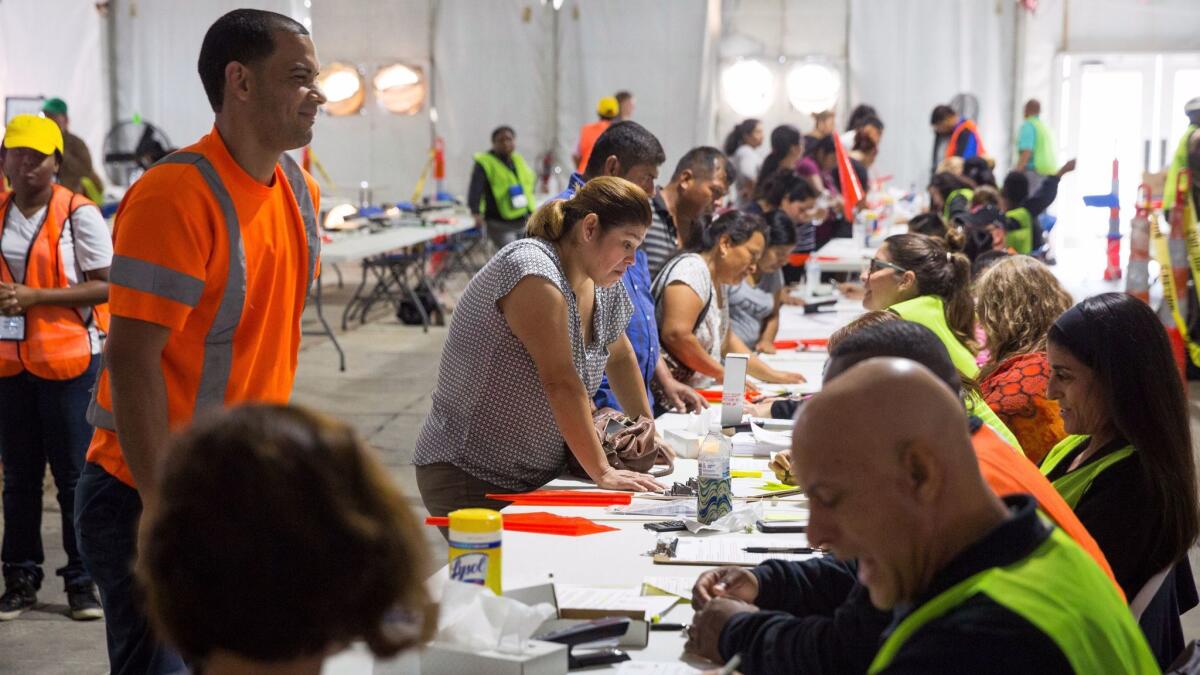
[414,176,665,517]
[861,232,1020,449]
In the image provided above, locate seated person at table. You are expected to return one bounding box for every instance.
[728,213,800,355]
[688,357,1154,674]
[927,171,973,221]
[557,121,706,414]
[138,404,436,674]
[995,159,1075,255]
[653,211,803,389]
[742,169,819,257]
[975,256,1073,465]
[414,178,665,518]
[861,232,1019,449]
[1043,293,1200,667]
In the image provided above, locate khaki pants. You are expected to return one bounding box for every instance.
[415,463,515,520]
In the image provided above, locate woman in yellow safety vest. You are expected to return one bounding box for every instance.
[860,232,1020,450]
[1043,292,1199,668]
[0,115,109,621]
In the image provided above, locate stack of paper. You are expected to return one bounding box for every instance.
[555,585,680,621]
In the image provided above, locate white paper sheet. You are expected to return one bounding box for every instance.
[555,585,679,620]
[663,535,818,566]
[641,577,697,600]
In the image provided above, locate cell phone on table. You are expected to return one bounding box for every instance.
[756,520,807,533]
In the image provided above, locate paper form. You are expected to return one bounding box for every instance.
[657,535,818,567]
[641,576,697,600]
[555,585,679,620]
[615,663,703,674]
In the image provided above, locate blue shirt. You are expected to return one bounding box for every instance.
[555,172,659,412]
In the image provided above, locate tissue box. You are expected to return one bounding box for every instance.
[663,428,702,459]
[420,639,568,675]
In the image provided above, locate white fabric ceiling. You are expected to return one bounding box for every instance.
[3,0,1197,205]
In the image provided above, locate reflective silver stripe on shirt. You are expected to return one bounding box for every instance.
[109,254,205,307]
[278,152,320,297]
[153,152,246,417]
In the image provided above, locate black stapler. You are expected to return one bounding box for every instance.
[534,616,633,669]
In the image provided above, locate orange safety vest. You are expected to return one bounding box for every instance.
[576,119,612,173]
[0,186,109,381]
[945,119,988,159]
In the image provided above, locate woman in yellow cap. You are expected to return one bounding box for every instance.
[0,114,110,621]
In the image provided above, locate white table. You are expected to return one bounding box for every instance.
[306,212,477,371]
[425,456,810,672]
[413,293,866,672]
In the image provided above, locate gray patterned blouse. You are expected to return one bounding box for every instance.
[414,237,634,491]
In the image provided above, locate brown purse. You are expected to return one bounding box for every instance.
[565,408,674,479]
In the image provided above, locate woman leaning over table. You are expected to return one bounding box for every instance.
[0,115,108,621]
[1043,293,1199,668]
[413,177,664,518]
[654,210,804,390]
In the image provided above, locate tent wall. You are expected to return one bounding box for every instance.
[0,0,108,169]
[3,0,1196,205]
[110,0,310,157]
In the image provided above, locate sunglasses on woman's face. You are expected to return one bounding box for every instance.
[865,258,908,276]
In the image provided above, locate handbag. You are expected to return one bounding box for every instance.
[565,407,674,480]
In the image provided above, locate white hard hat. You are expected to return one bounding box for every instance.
[1186,97,1200,116]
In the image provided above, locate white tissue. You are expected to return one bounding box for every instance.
[436,581,556,655]
[683,502,763,534]
[750,421,792,449]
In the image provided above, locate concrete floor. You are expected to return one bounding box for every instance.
[2,260,1200,673]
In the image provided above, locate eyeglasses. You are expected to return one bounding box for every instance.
[865,258,908,275]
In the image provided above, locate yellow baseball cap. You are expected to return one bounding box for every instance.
[2,114,64,156]
[596,96,619,119]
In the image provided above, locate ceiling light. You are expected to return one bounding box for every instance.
[721,60,775,117]
[786,63,840,114]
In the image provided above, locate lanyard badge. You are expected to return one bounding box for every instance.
[507,184,529,210]
[0,315,25,341]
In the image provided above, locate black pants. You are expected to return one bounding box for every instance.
[75,463,184,674]
[0,356,98,591]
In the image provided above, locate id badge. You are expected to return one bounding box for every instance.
[0,315,26,342]
[508,184,529,210]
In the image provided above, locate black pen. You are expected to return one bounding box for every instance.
[743,546,817,554]
[649,622,687,631]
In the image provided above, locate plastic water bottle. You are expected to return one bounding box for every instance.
[697,431,733,524]
[805,255,822,297]
[448,508,503,595]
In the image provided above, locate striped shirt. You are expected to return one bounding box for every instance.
[644,191,681,281]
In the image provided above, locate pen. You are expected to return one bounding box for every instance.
[742,546,817,554]
[649,622,687,631]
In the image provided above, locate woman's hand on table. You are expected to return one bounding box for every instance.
[660,377,708,413]
[754,340,777,355]
[594,466,664,492]
[837,281,865,300]
[692,566,760,609]
[768,449,795,485]
[761,368,806,385]
[744,398,781,419]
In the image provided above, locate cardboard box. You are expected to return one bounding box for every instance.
[419,639,567,675]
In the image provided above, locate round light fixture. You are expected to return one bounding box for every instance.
[315,63,365,116]
[721,60,775,117]
[374,63,426,115]
[785,63,841,114]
